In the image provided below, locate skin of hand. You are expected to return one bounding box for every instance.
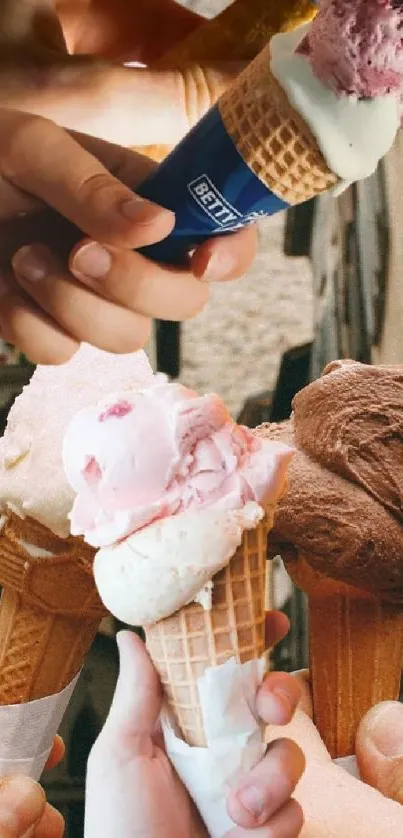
[0,0,242,147]
[85,617,305,838]
[0,736,65,838]
[0,108,256,364]
[266,677,403,837]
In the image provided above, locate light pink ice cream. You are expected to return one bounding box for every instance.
[63,382,292,548]
[298,0,403,113]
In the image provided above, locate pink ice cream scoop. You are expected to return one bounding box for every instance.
[298,0,403,111]
[63,382,292,548]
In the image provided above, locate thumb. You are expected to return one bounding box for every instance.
[102,631,162,746]
[0,776,46,837]
[0,60,243,147]
[356,701,403,803]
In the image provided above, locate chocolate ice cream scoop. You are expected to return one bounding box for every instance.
[259,362,403,759]
[263,420,403,603]
[292,360,403,523]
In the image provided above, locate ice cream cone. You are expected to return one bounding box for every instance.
[0,512,106,705]
[286,555,403,759]
[217,45,337,204]
[139,0,317,162]
[146,518,269,746]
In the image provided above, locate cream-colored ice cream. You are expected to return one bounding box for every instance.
[0,344,154,536]
[93,504,264,624]
[270,25,400,185]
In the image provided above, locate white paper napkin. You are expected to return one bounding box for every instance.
[334,755,360,778]
[162,657,267,838]
[0,674,79,780]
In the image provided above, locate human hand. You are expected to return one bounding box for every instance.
[0,108,256,364]
[266,676,403,837]
[0,736,65,838]
[85,619,305,838]
[0,0,240,148]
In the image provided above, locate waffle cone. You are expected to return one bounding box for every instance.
[146,518,269,746]
[139,0,317,162]
[288,555,403,758]
[218,47,337,204]
[0,513,106,704]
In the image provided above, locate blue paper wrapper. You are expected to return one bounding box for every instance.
[137,105,289,266]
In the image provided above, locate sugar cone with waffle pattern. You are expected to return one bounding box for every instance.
[291,561,403,760]
[0,512,105,705]
[146,517,270,747]
[217,44,338,205]
[139,0,317,162]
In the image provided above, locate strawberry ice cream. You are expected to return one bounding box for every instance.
[63,382,291,549]
[298,0,403,110]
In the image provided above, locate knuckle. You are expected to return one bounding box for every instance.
[185,283,209,318]
[0,114,55,179]
[75,170,126,210]
[122,317,152,352]
[287,798,304,833]
[384,768,403,804]
[27,339,78,366]
[181,65,228,126]
[103,316,152,355]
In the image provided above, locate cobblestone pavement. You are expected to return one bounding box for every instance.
[177,0,314,416]
[181,214,314,417]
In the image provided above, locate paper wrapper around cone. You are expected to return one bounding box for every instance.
[138,0,317,162]
[217,43,338,205]
[0,512,106,705]
[146,518,269,747]
[287,555,403,759]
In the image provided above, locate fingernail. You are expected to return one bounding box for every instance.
[272,687,295,718]
[367,702,403,757]
[201,249,234,282]
[121,197,151,220]
[71,242,112,281]
[237,785,264,818]
[0,776,45,832]
[12,246,48,283]
[121,197,174,226]
[260,689,292,725]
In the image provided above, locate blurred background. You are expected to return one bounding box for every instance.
[1,0,403,834]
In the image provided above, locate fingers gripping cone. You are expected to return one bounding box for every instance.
[146,518,269,747]
[139,0,317,162]
[0,512,105,705]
